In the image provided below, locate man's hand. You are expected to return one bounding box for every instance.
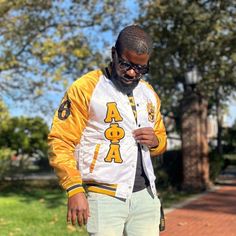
[67,192,90,226]
[133,127,159,148]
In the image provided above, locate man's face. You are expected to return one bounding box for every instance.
[110,48,150,94]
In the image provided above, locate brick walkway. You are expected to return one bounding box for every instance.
[161,166,236,236]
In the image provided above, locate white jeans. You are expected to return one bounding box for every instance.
[87,188,160,236]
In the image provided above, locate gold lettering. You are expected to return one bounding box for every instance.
[104,102,123,123]
[104,144,123,163]
[105,124,125,143]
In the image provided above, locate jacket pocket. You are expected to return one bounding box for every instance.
[89,144,101,173]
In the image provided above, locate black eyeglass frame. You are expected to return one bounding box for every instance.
[115,49,149,76]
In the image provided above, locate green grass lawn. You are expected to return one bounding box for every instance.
[159,189,195,208]
[0,184,88,236]
[0,182,196,236]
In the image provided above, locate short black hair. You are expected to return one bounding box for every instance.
[115,25,153,55]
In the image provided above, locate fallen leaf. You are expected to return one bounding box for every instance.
[178,222,188,226]
[67,224,76,232]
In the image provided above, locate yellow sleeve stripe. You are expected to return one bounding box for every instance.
[84,181,117,188]
[67,184,85,197]
[90,144,101,173]
[87,186,116,197]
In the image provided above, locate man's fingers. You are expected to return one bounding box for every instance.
[67,209,79,225]
[67,208,88,226]
[71,209,77,225]
[133,127,154,135]
[135,134,153,144]
[77,211,84,226]
[81,204,90,225]
[135,134,152,140]
[67,209,71,223]
[132,127,158,148]
[83,209,88,225]
[133,129,154,139]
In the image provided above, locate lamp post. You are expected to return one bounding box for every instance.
[181,66,212,191]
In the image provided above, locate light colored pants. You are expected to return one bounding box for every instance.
[87,188,160,236]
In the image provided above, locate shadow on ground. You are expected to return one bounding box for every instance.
[0,180,66,209]
[177,165,236,215]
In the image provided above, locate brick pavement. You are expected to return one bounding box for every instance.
[161,167,236,236]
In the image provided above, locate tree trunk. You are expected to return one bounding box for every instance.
[181,91,212,191]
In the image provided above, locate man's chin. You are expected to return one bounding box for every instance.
[110,68,140,94]
[115,79,139,94]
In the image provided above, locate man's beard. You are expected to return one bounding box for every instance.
[110,64,140,95]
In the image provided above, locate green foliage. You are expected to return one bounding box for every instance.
[0,100,14,178]
[137,0,236,119]
[136,2,236,188]
[0,147,15,179]
[159,190,194,209]
[0,0,129,108]
[0,98,10,122]
[0,116,49,157]
[222,119,236,154]
[153,150,183,190]
[0,116,49,175]
[209,150,225,181]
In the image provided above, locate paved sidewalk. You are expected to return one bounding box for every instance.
[161,166,236,236]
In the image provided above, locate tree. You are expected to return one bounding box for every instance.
[0,116,49,158]
[137,0,236,126]
[0,98,10,125]
[0,99,13,178]
[135,0,236,189]
[0,0,130,109]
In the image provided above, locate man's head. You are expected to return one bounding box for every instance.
[110,25,153,94]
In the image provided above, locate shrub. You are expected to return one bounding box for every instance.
[0,148,15,179]
[153,149,183,190]
[209,150,225,181]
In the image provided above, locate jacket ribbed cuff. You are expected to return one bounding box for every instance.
[66,184,85,197]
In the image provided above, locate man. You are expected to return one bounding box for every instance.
[48,25,167,236]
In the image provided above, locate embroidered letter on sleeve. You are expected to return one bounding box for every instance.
[58,95,71,120]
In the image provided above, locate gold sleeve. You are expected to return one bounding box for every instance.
[149,90,167,157]
[48,71,101,197]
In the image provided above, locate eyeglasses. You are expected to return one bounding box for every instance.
[116,53,149,75]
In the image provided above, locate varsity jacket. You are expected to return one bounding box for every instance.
[48,69,167,199]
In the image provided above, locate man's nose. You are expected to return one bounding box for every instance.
[126,68,137,78]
